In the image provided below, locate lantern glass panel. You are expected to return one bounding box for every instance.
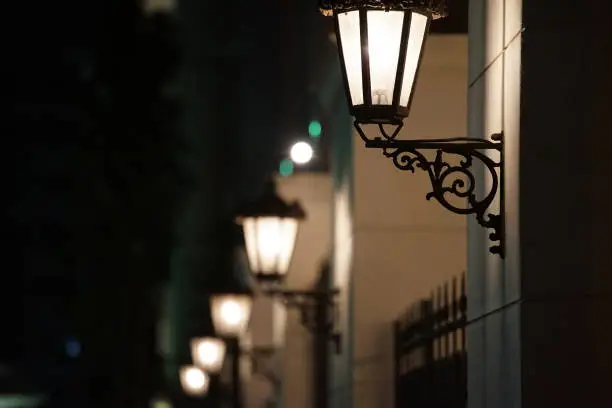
[367,10,404,105]
[191,337,226,374]
[243,216,299,277]
[179,366,210,396]
[211,295,252,338]
[399,12,428,106]
[337,11,363,106]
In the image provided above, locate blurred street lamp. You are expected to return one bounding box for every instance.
[235,179,341,353]
[210,294,253,338]
[179,365,210,397]
[236,179,306,284]
[318,0,505,257]
[191,337,227,374]
[289,141,314,164]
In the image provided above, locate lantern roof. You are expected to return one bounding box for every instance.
[235,179,307,221]
[318,0,448,19]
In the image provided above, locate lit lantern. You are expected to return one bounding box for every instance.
[190,337,226,374]
[179,365,210,397]
[236,180,306,284]
[320,0,446,126]
[210,294,253,338]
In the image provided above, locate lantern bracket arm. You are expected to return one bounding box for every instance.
[362,130,505,258]
[264,288,342,353]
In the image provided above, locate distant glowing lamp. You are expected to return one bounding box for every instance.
[179,366,210,396]
[190,337,226,373]
[210,294,253,338]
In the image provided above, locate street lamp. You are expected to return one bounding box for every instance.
[236,179,306,285]
[236,179,341,352]
[191,337,227,374]
[179,365,210,397]
[210,291,252,408]
[210,294,253,338]
[319,0,505,257]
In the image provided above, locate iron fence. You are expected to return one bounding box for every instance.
[394,273,467,408]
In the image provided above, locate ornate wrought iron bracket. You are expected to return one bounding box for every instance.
[265,288,342,354]
[356,123,505,258]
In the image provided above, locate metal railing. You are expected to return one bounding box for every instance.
[394,273,467,408]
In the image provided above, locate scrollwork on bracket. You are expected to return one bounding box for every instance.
[364,133,505,258]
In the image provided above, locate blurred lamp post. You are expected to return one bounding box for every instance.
[210,292,253,408]
[179,365,210,397]
[210,294,253,338]
[191,337,227,374]
[236,178,341,347]
[236,177,341,408]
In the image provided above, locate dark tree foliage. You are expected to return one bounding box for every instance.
[7,1,184,406]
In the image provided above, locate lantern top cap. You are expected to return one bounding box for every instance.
[235,178,307,221]
[318,0,448,19]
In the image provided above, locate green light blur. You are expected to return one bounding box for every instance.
[308,120,322,138]
[279,159,294,177]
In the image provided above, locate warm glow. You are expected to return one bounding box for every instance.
[336,10,430,111]
[367,11,404,105]
[179,366,209,396]
[399,13,428,106]
[337,11,363,105]
[191,337,226,373]
[243,216,299,278]
[211,295,252,337]
[290,141,314,164]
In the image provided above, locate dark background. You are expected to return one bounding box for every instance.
[4,0,467,407]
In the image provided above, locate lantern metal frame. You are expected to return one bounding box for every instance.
[320,0,505,258]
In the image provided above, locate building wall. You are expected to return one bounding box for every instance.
[349,34,469,408]
[277,173,333,408]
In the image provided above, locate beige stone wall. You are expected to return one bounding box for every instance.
[278,173,333,408]
[351,34,469,408]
